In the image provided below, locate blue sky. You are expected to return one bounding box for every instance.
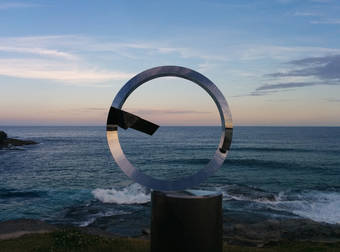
[0,0,340,126]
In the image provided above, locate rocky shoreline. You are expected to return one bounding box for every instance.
[223,216,340,247]
[1,217,339,247]
[0,219,118,241]
[0,130,37,149]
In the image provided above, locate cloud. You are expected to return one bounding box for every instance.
[326,98,340,102]
[86,41,338,62]
[309,0,332,3]
[0,35,135,84]
[82,107,106,111]
[268,54,340,81]
[0,46,76,60]
[234,45,340,61]
[276,0,295,4]
[247,54,340,96]
[311,19,340,24]
[2,34,340,86]
[82,40,227,61]
[294,11,321,17]
[0,2,37,10]
[67,107,107,114]
[0,35,228,84]
[256,82,319,91]
[0,59,133,84]
[234,88,292,97]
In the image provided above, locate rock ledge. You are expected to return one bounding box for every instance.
[0,130,37,148]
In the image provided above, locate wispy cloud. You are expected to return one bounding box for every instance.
[67,107,107,113]
[0,59,133,84]
[82,107,106,111]
[310,0,332,3]
[276,0,295,4]
[0,46,76,59]
[2,34,340,86]
[0,35,228,84]
[0,35,135,84]
[234,88,292,97]
[294,11,321,17]
[0,2,38,10]
[81,39,227,61]
[237,45,340,61]
[256,82,319,91]
[242,54,340,97]
[311,18,340,24]
[268,54,340,80]
[86,41,339,62]
[326,98,340,102]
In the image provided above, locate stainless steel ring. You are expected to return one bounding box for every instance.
[106,66,232,191]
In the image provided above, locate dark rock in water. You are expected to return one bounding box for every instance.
[141,228,150,236]
[0,131,7,142]
[0,130,37,149]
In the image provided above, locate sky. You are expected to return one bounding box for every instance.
[0,0,340,126]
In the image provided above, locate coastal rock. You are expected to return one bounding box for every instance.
[0,219,57,240]
[0,130,37,148]
[0,131,7,142]
[141,228,150,236]
[223,216,340,246]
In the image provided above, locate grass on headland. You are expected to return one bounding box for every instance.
[0,229,149,252]
[0,228,339,252]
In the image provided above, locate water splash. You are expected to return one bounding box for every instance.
[92,183,150,204]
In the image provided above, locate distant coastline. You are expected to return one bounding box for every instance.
[0,130,37,149]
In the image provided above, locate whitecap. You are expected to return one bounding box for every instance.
[92,183,150,204]
[217,185,340,224]
[78,209,129,227]
[267,191,340,224]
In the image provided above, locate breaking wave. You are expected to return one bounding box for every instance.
[78,209,129,227]
[219,185,340,224]
[92,183,150,204]
[268,191,340,224]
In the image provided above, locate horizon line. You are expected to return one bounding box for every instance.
[1,124,340,127]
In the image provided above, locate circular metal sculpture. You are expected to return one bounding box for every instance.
[106,66,232,191]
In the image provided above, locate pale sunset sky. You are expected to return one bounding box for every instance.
[1,0,340,126]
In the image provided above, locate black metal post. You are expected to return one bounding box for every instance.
[151,190,223,252]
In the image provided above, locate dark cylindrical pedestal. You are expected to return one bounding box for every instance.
[151,190,222,252]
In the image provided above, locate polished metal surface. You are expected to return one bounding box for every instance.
[106,65,233,191]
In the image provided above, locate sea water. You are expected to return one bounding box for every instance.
[0,126,340,235]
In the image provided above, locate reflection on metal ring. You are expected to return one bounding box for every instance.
[106,65,233,191]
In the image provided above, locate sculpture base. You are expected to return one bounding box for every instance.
[151,190,223,252]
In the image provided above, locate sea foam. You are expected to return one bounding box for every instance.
[92,183,150,204]
[268,191,340,224]
[219,184,340,224]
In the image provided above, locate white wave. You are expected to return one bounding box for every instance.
[78,209,129,227]
[216,185,276,203]
[267,191,340,224]
[79,217,96,227]
[218,185,340,224]
[92,183,150,204]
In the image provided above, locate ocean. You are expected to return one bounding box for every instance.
[1,126,340,236]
